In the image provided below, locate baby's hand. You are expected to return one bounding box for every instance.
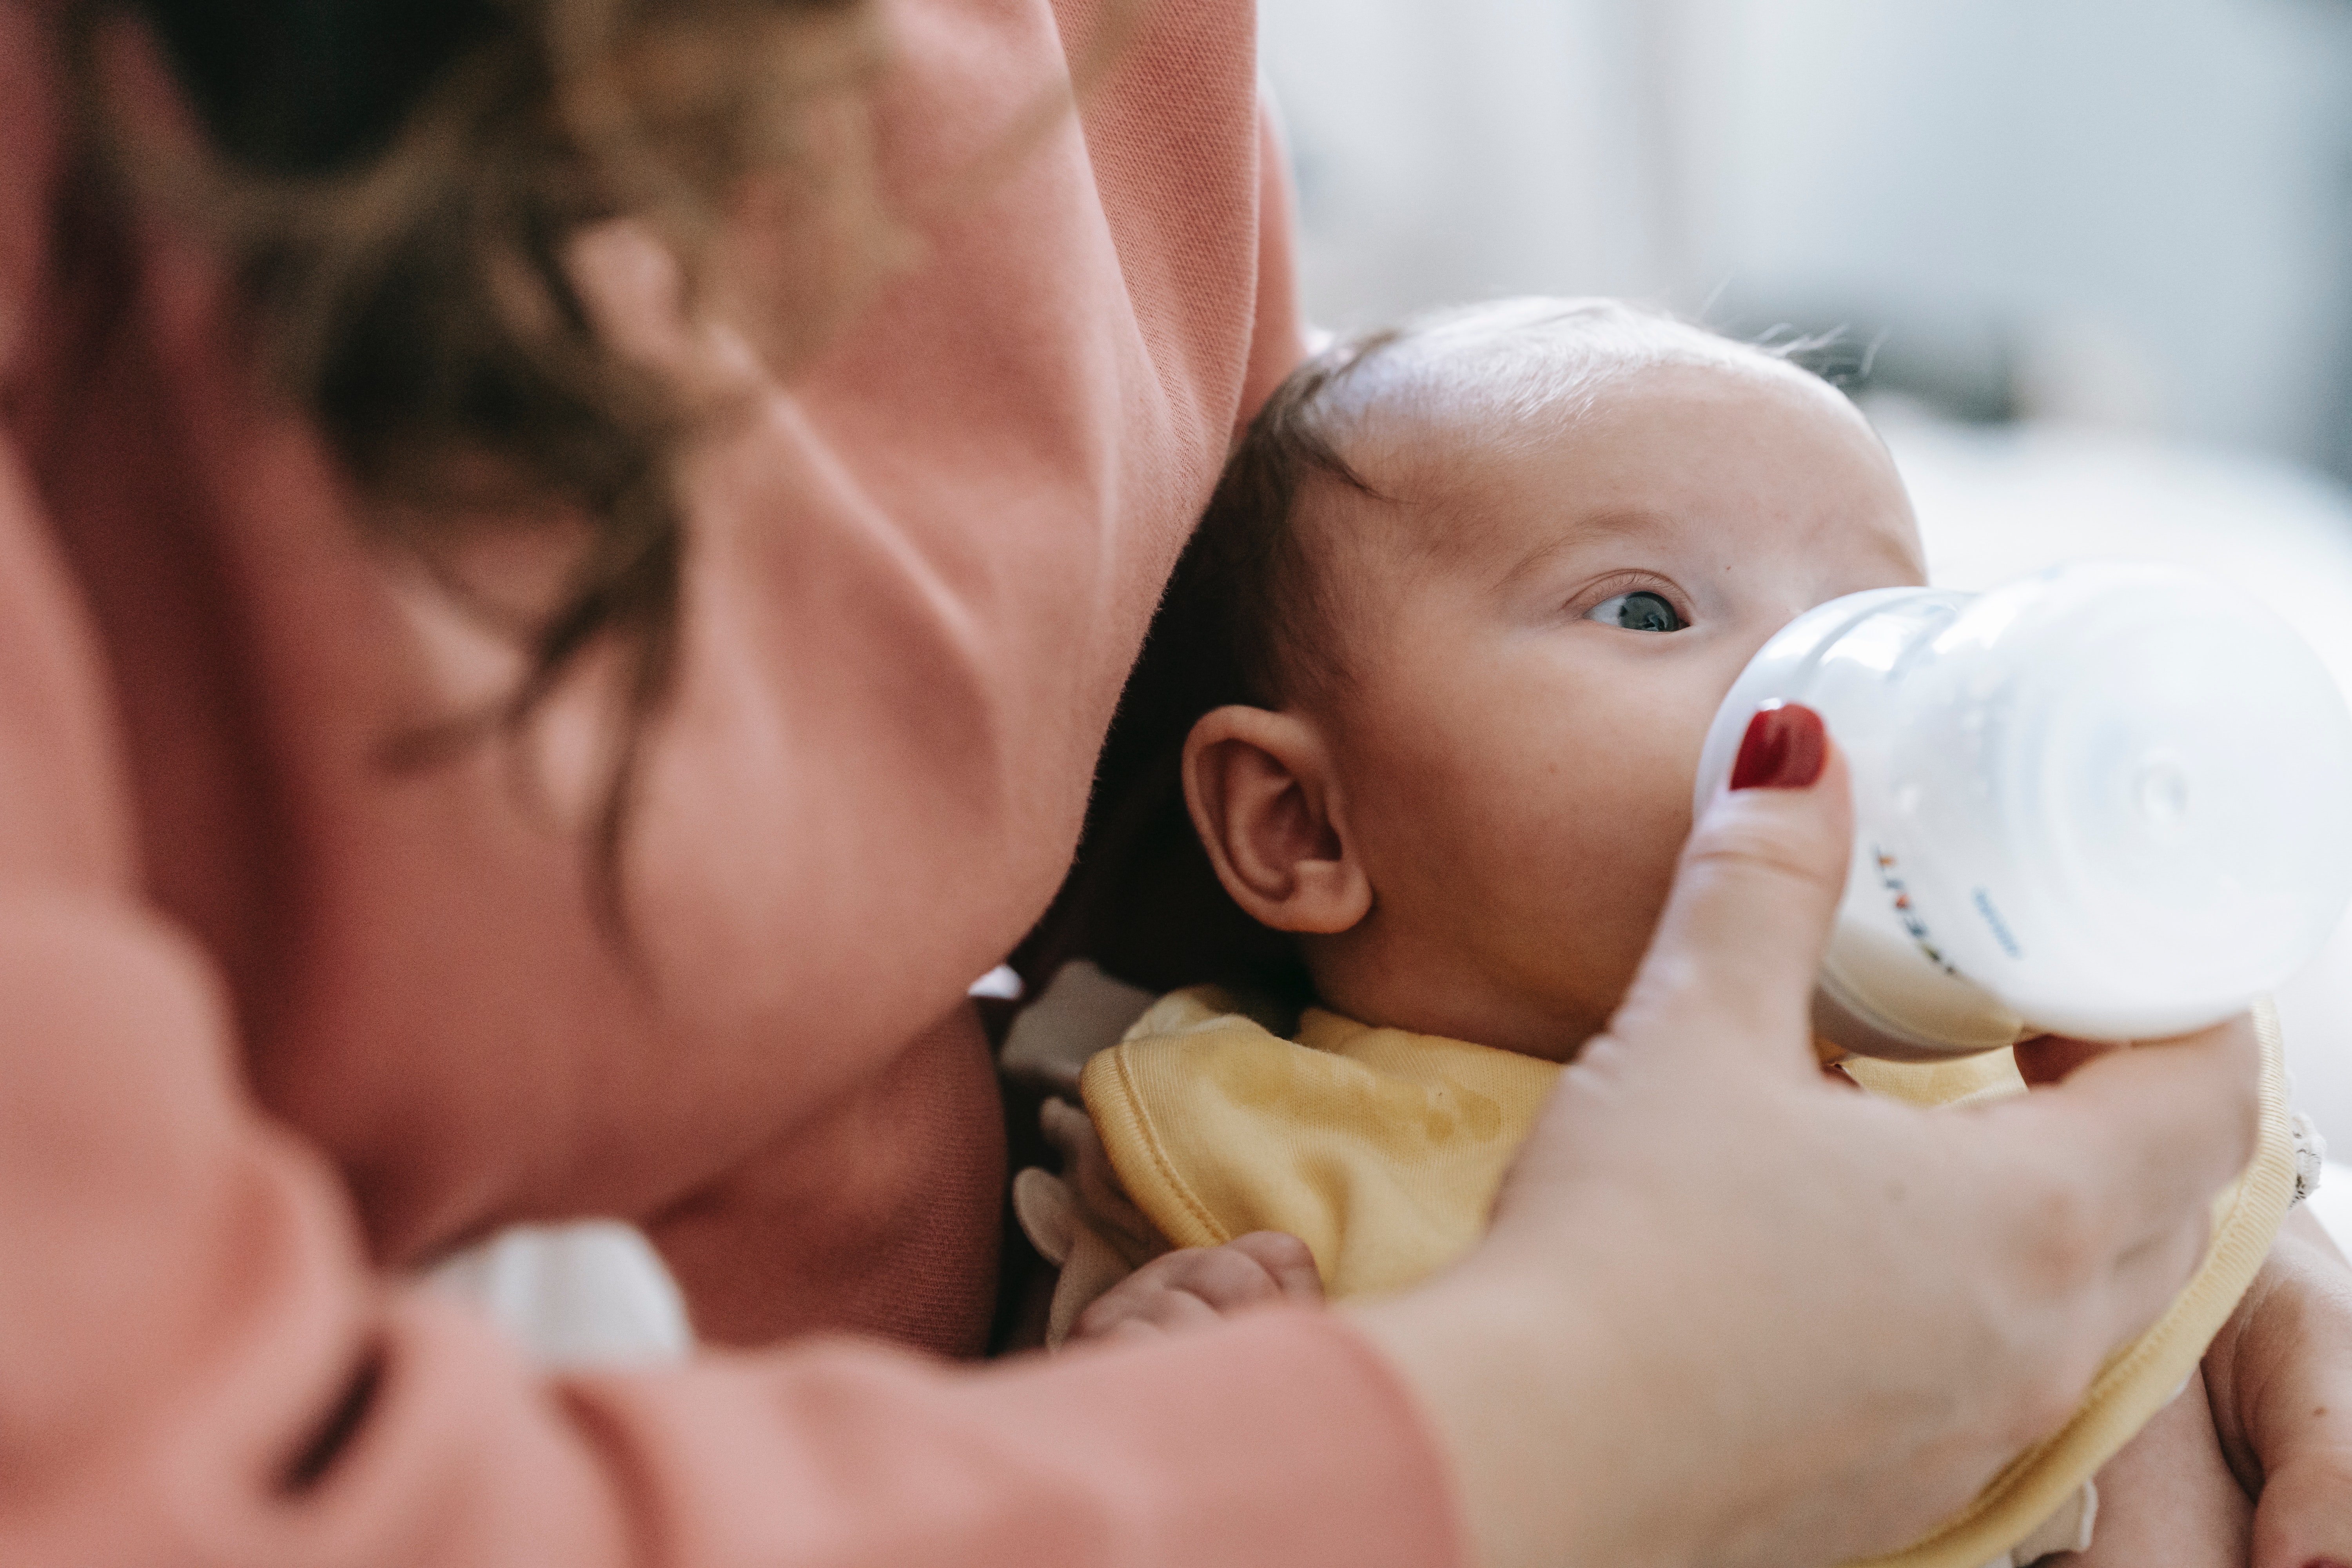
[1068,1231,1325,1345]
[1029,1098,1326,1346]
[2203,1207,2352,1568]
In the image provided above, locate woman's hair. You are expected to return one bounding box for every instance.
[69,0,892,935]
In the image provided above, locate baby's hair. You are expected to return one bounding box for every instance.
[1178,328,1397,709]
[1184,297,1825,709]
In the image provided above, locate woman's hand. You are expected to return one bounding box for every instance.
[1352,719,2262,1568]
[2204,1206,2352,1568]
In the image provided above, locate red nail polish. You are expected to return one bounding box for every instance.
[1729,701,1827,791]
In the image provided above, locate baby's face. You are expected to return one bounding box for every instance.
[1305,358,1924,1058]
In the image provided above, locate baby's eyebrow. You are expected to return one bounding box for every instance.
[1494,507,1678,593]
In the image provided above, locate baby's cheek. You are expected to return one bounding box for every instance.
[1350,653,1704,999]
[1442,753,1691,1001]
[1548,789,1690,974]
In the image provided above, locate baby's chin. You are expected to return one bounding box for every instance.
[1308,949,1628,1062]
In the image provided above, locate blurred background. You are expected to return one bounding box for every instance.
[1264,0,2352,466]
[1261,0,2352,1153]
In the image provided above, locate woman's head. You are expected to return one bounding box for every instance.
[72,0,893,927]
[1176,299,1927,1056]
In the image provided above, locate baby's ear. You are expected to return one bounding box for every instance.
[1182,706,1371,935]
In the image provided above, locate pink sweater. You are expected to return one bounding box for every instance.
[0,1,1461,1562]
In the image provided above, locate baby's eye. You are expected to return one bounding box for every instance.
[1584,590,1686,632]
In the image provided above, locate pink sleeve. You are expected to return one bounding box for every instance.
[0,881,1462,1568]
[0,337,1459,1567]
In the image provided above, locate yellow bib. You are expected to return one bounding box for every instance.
[1081,989,2297,1568]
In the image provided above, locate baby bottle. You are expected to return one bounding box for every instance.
[1691,562,2352,1060]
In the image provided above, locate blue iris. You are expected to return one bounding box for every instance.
[1588,590,1684,632]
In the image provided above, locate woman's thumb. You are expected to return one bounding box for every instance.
[1609,703,1853,1069]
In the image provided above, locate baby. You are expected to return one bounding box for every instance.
[1016,299,2305,1567]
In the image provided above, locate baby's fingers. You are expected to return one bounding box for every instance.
[1223,1231,1327,1304]
[1071,1234,1323,1343]
[1145,1233,1321,1312]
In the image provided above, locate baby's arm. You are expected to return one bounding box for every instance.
[2059,1367,2250,1568]
[2073,1203,2352,1568]
[2202,1206,2352,1568]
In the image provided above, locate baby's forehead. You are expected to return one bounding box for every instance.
[1263,303,1916,692]
[1338,309,1824,462]
[1308,315,1847,555]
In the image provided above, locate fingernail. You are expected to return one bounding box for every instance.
[1730,701,1827,791]
[2302,1560,2352,1568]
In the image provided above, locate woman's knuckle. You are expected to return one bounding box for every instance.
[2013,1176,2106,1293]
[1685,823,1836,898]
[1689,789,1842,877]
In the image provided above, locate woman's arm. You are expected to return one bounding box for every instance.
[0,898,1457,1567]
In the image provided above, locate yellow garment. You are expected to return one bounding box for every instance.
[1081,988,2298,1568]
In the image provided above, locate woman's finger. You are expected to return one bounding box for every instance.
[2011,1033,2121,1087]
[1608,708,1851,1076]
[2000,1013,2260,1275]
